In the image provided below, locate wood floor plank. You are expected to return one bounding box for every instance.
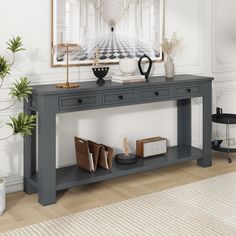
[0,154,236,233]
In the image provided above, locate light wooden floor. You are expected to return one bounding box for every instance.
[0,152,236,233]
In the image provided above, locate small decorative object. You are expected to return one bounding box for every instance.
[92,47,109,86]
[92,67,109,86]
[138,54,153,80]
[136,137,167,158]
[54,43,81,88]
[0,178,5,215]
[161,32,182,78]
[124,138,130,156]
[116,138,138,164]
[216,107,223,118]
[119,58,138,75]
[93,47,100,67]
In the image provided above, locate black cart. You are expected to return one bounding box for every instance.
[212,113,236,163]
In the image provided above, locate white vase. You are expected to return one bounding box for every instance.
[0,178,5,215]
[164,57,174,78]
[119,58,137,76]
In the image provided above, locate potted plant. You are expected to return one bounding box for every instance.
[161,32,182,78]
[0,36,36,215]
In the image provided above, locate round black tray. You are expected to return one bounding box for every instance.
[116,153,138,164]
[212,113,236,124]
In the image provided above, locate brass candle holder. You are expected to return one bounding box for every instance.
[54,43,81,89]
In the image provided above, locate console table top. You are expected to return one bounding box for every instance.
[32,74,213,95]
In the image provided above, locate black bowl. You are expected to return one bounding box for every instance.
[92,67,109,86]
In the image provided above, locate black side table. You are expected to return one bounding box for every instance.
[212,114,236,163]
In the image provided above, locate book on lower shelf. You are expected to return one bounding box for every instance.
[112,75,146,83]
[88,153,95,172]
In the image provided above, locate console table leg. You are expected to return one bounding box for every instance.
[24,102,37,194]
[198,83,212,167]
[24,131,37,194]
[177,99,191,146]
[38,96,57,205]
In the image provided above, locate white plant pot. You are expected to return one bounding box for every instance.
[0,178,5,215]
[119,58,137,75]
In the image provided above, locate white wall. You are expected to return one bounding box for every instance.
[212,0,236,142]
[0,0,219,192]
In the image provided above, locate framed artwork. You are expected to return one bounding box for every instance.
[52,0,165,67]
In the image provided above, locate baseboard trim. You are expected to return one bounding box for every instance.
[5,175,23,193]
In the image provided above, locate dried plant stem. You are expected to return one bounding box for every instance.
[161,32,182,58]
[10,53,16,67]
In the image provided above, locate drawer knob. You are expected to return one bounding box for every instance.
[187,88,191,93]
[78,99,83,104]
[118,95,123,100]
[155,92,159,96]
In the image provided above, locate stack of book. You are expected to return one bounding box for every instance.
[112,75,146,84]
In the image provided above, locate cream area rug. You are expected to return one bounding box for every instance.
[2,172,236,236]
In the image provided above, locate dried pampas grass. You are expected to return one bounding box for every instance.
[161,32,182,57]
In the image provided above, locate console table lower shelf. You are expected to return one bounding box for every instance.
[29,145,203,192]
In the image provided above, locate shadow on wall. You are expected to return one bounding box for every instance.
[2,136,23,177]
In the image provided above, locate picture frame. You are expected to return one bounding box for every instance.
[51,0,165,67]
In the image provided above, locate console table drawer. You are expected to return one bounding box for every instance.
[59,94,100,110]
[174,85,200,96]
[141,87,171,101]
[102,90,139,105]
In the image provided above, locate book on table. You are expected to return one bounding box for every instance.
[112,75,146,83]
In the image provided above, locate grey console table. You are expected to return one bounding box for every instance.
[24,74,213,206]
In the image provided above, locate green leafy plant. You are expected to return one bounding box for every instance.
[0,36,36,139]
[10,77,32,102]
[0,56,11,81]
[7,113,36,136]
[6,36,25,53]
